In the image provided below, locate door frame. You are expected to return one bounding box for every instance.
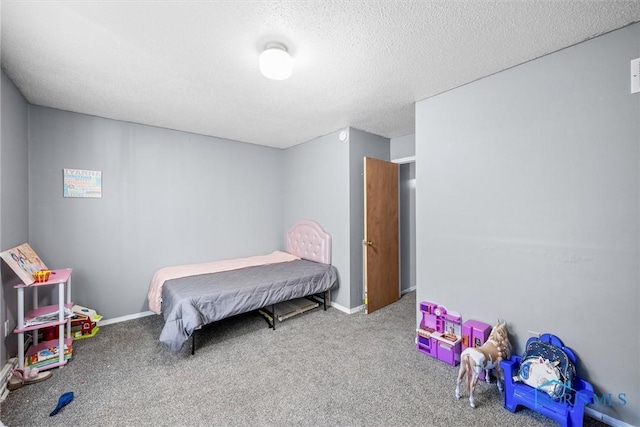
[394,157,416,296]
[360,155,416,312]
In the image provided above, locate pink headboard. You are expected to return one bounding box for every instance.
[286,220,332,264]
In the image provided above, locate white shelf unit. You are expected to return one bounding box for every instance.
[13,268,73,371]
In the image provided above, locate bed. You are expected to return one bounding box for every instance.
[147,220,339,353]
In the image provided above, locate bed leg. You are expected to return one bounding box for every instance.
[324,291,328,311]
[191,331,196,355]
[272,304,276,330]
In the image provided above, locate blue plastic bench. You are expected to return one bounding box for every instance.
[500,333,594,427]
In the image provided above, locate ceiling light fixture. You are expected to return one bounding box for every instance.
[259,42,293,80]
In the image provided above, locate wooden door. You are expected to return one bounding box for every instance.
[363,157,399,313]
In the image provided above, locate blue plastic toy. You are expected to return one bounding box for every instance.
[50,391,74,416]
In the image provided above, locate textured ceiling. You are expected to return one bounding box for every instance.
[2,1,640,149]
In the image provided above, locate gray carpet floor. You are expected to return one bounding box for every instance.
[0,291,607,426]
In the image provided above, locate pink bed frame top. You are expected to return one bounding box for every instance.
[286,220,332,265]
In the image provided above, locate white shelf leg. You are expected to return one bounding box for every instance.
[58,282,65,367]
[66,273,72,338]
[17,288,24,370]
[32,287,39,346]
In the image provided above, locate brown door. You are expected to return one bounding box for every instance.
[363,157,399,314]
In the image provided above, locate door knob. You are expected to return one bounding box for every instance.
[363,240,374,247]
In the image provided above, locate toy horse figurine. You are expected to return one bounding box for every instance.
[455,320,512,408]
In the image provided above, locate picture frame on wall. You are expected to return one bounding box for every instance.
[63,168,102,198]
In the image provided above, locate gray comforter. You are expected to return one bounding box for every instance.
[160,259,338,352]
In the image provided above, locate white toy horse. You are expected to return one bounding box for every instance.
[455,320,512,408]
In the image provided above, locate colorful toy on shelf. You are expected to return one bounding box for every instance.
[32,269,51,283]
[42,326,58,342]
[416,301,462,366]
[455,320,512,408]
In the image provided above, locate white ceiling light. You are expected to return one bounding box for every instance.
[259,42,293,80]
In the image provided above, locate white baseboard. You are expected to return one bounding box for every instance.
[585,408,633,427]
[98,293,405,324]
[330,301,364,314]
[100,302,363,326]
[99,302,362,326]
[0,357,18,403]
[98,310,155,326]
[332,293,416,314]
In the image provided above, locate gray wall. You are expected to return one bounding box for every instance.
[28,106,285,319]
[282,130,351,308]
[282,128,390,311]
[1,72,30,365]
[416,23,639,426]
[390,133,415,160]
[348,128,390,307]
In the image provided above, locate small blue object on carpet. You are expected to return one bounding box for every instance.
[50,391,74,416]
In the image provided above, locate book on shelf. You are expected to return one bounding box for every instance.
[26,353,73,369]
[25,343,72,367]
[0,243,48,286]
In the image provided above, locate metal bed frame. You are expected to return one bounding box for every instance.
[190,289,330,355]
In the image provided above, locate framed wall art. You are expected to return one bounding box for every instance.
[63,168,102,198]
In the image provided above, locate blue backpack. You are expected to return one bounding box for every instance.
[517,335,577,401]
